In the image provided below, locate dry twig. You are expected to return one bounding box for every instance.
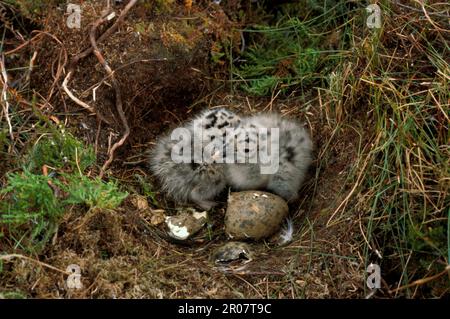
[0,254,70,275]
[389,265,450,294]
[0,54,13,140]
[69,0,139,68]
[87,1,138,177]
[62,71,96,115]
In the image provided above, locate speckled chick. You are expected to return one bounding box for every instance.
[149,108,241,210]
[224,113,313,202]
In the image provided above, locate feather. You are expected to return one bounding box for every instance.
[279,217,294,245]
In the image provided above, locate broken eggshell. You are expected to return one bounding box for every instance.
[165,208,207,240]
[212,241,253,264]
[225,191,288,241]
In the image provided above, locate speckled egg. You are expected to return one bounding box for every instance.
[225,191,289,240]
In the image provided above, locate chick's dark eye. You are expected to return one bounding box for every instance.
[190,162,200,170]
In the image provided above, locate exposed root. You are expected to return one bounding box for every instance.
[0,54,13,141]
[87,1,138,177]
[62,71,96,116]
[389,265,450,294]
[69,0,140,68]
[0,254,70,275]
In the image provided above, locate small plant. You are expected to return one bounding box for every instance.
[26,128,96,173]
[134,174,158,206]
[0,291,27,299]
[0,170,62,249]
[233,17,334,96]
[3,0,63,19]
[0,170,62,224]
[63,174,128,210]
[0,126,127,252]
[153,0,175,15]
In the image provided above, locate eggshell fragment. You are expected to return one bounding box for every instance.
[165,209,207,240]
[212,242,253,264]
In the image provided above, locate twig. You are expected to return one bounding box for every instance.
[0,254,70,275]
[47,46,67,102]
[70,0,139,68]
[62,0,138,147]
[31,31,68,102]
[62,71,110,124]
[0,54,13,141]
[414,0,450,33]
[25,51,38,84]
[393,0,450,19]
[3,29,70,128]
[5,30,66,56]
[389,265,450,294]
[326,133,378,227]
[232,274,264,298]
[89,1,137,177]
[80,58,168,96]
[4,32,44,56]
[62,72,94,114]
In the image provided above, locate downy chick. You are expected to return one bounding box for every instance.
[149,108,241,210]
[224,113,313,202]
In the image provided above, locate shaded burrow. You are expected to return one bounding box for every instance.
[0,1,261,179]
[23,2,236,170]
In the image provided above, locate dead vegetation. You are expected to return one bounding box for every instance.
[0,0,448,299]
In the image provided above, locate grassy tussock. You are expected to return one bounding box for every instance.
[235,0,449,296]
